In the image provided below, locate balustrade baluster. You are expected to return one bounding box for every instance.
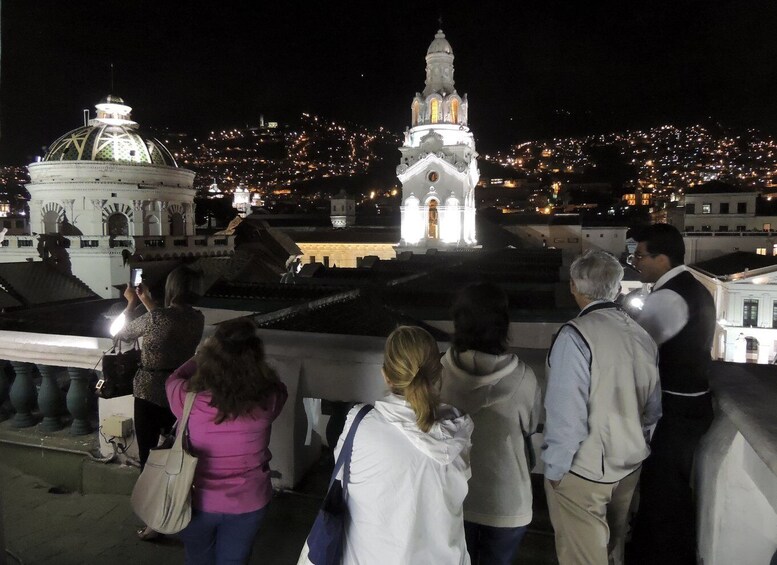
[37,365,64,432]
[66,368,93,435]
[9,362,36,428]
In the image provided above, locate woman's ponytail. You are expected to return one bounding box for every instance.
[383,326,441,433]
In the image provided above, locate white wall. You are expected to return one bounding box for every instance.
[698,411,777,564]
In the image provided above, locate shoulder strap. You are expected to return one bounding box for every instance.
[329,404,374,490]
[164,391,197,474]
[171,391,197,452]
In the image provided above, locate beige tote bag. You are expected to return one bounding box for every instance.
[131,391,199,534]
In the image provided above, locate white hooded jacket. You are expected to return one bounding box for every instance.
[337,394,474,565]
[441,349,541,528]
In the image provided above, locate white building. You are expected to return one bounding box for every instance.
[330,189,355,228]
[681,183,777,233]
[0,95,233,298]
[503,221,628,270]
[233,183,251,216]
[396,30,478,252]
[689,253,777,363]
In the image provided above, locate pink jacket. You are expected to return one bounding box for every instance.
[166,359,288,514]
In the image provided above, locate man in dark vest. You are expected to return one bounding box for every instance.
[628,223,716,564]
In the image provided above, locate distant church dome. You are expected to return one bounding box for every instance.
[427,30,453,55]
[42,95,177,167]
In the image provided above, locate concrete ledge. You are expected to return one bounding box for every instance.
[709,361,777,475]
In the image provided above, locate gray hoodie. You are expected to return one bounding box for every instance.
[441,349,541,528]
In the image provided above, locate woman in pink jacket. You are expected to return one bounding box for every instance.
[166,318,287,565]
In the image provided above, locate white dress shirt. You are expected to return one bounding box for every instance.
[637,265,689,346]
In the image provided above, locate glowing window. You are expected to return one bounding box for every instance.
[450,99,459,123]
[428,171,439,182]
[412,101,420,126]
[430,99,439,124]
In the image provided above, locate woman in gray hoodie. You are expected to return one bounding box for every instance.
[441,283,542,565]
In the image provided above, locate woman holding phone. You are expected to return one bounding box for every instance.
[117,265,204,540]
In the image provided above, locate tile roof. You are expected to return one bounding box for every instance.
[284,227,400,244]
[0,298,119,337]
[0,262,97,308]
[254,291,449,340]
[693,251,777,277]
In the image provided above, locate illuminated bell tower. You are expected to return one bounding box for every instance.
[396,30,479,252]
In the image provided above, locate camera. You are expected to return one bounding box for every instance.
[130,268,143,287]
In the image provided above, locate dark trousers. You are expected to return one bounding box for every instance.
[629,393,713,565]
[465,520,527,565]
[134,397,176,469]
[178,505,268,565]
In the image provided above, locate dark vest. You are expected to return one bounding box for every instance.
[657,271,716,394]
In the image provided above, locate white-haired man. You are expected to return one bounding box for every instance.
[542,251,662,565]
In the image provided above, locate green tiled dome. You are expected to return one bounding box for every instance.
[44,124,177,167]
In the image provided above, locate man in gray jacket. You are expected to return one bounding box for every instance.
[542,251,662,565]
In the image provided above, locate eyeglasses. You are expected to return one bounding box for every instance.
[627,252,658,266]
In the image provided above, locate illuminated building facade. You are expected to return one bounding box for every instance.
[396,30,479,252]
[330,189,355,228]
[0,96,232,298]
[233,182,250,216]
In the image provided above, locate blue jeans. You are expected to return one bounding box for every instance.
[178,505,268,565]
[464,521,527,565]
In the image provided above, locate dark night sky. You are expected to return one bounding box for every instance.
[1,1,776,164]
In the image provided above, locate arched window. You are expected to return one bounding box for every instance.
[430,99,440,124]
[169,212,185,236]
[143,214,160,236]
[43,210,61,234]
[107,213,129,237]
[450,98,459,123]
[427,200,439,239]
[412,100,420,126]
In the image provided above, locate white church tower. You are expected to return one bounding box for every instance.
[396,30,479,252]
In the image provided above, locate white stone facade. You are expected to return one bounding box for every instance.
[296,242,395,268]
[27,161,196,239]
[330,190,355,228]
[0,96,233,298]
[397,31,478,252]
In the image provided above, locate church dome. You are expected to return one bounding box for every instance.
[427,30,453,55]
[42,96,178,167]
[44,125,177,166]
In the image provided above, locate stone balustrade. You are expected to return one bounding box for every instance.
[0,234,235,256]
[134,234,234,252]
[0,331,108,436]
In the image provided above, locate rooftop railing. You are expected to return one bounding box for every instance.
[0,329,775,560]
